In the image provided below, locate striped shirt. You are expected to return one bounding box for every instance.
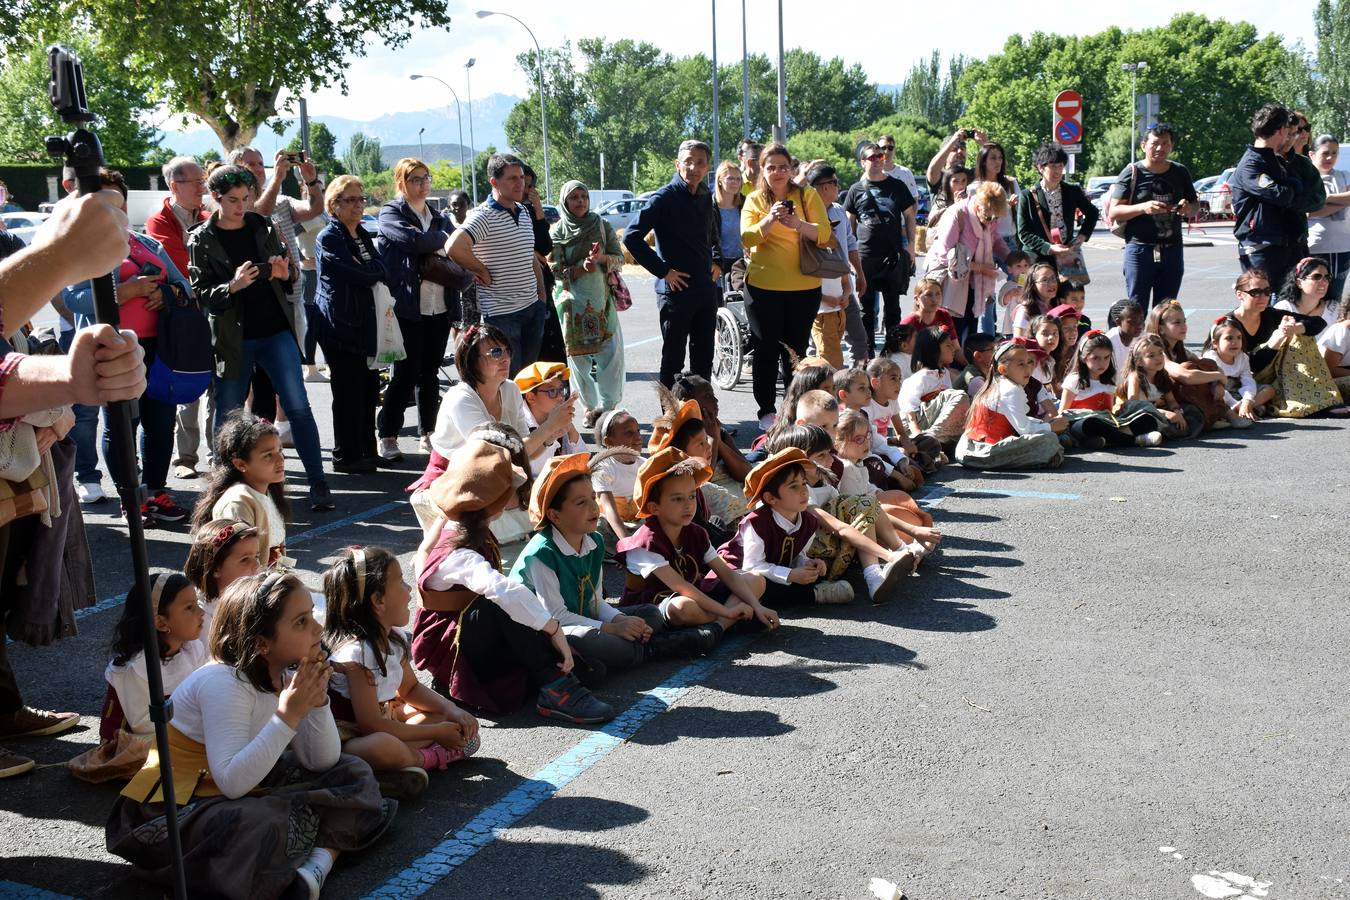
[462,198,539,316]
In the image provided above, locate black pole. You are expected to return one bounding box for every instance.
[45,45,188,900]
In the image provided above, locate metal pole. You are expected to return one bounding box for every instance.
[774,0,786,143]
[299,97,310,156]
[600,151,605,190]
[479,11,551,199]
[712,0,720,166]
[741,0,750,138]
[1130,71,1137,163]
[418,127,425,161]
[466,60,478,204]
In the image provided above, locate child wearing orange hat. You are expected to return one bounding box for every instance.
[719,447,916,605]
[648,394,746,546]
[411,429,614,725]
[510,454,718,674]
[515,362,586,476]
[617,448,775,635]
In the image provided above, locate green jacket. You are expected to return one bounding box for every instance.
[187,211,298,379]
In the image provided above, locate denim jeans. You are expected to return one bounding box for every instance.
[1123,242,1186,309]
[485,300,547,373]
[213,330,327,485]
[59,328,102,484]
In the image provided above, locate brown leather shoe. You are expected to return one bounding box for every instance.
[0,747,35,778]
[0,706,81,739]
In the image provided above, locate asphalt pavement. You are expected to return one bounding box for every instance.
[2,234,1348,900]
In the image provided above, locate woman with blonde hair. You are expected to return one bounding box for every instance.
[926,179,1009,341]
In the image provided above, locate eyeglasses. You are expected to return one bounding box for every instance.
[1033,276,1059,284]
[844,433,868,444]
[482,346,509,359]
[877,144,895,152]
[334,195,367,206]
[764,164,792,173]
[977,211,998,222]
[405,175,432,186]
[1241,288,1273,297]
[815,179,838,188]
[533,386,565,399]
[175,178,207,187]
[1302,272,1329,281]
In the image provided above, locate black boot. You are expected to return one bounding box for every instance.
[646,623,722,659]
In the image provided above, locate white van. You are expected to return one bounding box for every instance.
[588,189,633,209]
[126,189,171,231]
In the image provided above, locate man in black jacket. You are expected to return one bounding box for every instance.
[624,140,723,386]
[1230,104,1304,291]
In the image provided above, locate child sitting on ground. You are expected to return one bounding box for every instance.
[651,387,748,541]
[618,447,773,632]
[591,408,644,548]
[1056,281,1091,331]
[1106,299,1145,374]
[68,572,208,783]
[897,327,971,448]
[512,453,718,675]
[719,447,915,606]
[412,425,614,725]
[515,362,586,475]
[1013,262,1060,337]
[1116,334,1196,443]
[108,572,394,900]
[1059,329,1164,448]
[837,364,933,485]
[956,338,1068,470]
[323,546,480,801]
[191,410,292,569]
[1203,315,1274,426]
[880,321,917,376]
[996,250,1033,336]
[1026,314,1063,419]
[832,409,942,555]
[763,428,921,601]
[954,333,996,397]
[184,519,261,638]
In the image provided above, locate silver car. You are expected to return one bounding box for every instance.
[1,211,49,245]
[596,197,650,234]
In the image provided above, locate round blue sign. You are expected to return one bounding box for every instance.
[1055,119,1081,144]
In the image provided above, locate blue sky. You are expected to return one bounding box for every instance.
[299,0,1321,117]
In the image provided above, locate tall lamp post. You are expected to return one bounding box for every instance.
[477,9,551,199]
[409,73,467,193]
[1121,61,1148,162]
[711,0,720,171]
[741,0,750,138]
[418,126,425,160]
[465,58,479,204]
[774,0,786,143]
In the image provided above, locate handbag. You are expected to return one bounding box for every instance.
[924,208,973,283]
[419,253,470,291]
[0,467,50,528]
[1108,164,1137,239]
[1033,190,1092,284]
[607,268,632,312]
[799,232,851,279]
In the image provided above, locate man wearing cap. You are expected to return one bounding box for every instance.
[514,362,585,475]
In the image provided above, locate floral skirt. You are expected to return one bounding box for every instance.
[807,495,879,580]
[1254,335,1342,418]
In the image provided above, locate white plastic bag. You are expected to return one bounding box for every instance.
[368,282,406,369]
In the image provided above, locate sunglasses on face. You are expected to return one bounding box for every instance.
[481,346,509,360]
[1242,288,1272,297]
[1302,272,1329,281]
[863,153,885,162]
[877,144,895,152]
[815,179,838,188]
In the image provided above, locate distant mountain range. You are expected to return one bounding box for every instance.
[155,93,521,160]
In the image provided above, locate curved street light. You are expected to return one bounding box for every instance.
[477,9,551,200]
[409,74,468,195]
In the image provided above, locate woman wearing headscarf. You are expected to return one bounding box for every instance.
[548,180,626,429]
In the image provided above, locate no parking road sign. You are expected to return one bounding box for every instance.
[1053,89,1083,153]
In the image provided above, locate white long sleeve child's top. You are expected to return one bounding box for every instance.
[106,640,209,737]
[1202,349,1258,408]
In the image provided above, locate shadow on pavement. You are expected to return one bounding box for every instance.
[774,626,921,668]
[1065,457,1183,474]
[627,706,793,746]
[527,795,650,832]
[702,661,860,698]
[889,597,998,633]
[3,856,149,900]
[459,838,652,899]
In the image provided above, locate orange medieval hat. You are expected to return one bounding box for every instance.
[528,452,592,529]
[632,446,711,518]
[743,446,810,503]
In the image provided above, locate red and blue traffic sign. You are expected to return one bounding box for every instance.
[1055,118,1081,144]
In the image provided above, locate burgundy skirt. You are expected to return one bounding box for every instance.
[410,604,529,714]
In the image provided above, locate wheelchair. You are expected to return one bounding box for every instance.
[711,273,754,390]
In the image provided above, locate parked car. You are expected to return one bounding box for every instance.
[1,211,49,245]
[541,204,560,225]
[912,181,931,227]
[1198,168,1236,217]
[360,213,379,235]
[597,196,651,233]
[1085,175,1117,215]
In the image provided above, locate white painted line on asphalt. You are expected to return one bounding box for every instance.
[625,335,661,349]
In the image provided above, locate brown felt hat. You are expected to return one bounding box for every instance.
[743,447,810,503]
[647,399,703,453]
[528,452,591,529]
[633,447,711,518]
[428,439,524,519]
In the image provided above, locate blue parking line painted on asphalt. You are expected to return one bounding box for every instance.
[364,638,750,899]
[72,500,407,622]
[0,880,76,900]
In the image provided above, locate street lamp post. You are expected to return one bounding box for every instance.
[477,10,550,200]
[774,0,786,143]
[741,0,750,139]
[465,59,478,204]
[418,126,425,160]
[711,0,720,170]
[409,74,468,194]
[1122,61,1148,163]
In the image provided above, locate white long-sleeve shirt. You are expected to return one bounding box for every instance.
[429,381,532,458]
[106,641,209,737]
[1202,349,1258,407]
[981,377,1052,436]
[737,508,815,585]
[897,368,952,414]
[166,662,340,799]
[525,528,620,632]
[426,547,552,632]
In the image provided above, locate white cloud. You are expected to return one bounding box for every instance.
[296,0,1319,118]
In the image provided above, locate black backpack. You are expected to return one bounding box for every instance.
[146,281,214,404]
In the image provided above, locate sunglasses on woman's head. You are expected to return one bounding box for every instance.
[217,170,256,187]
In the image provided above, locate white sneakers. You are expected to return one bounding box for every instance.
[276,421,294,448]
[417,434,433,455]
[294,848,335,899]
[758,413,777,433]
[864,550,919,604]
[75,481,105,504]
[1135,431,1164,448]
[303,366,330,383]
[812,580,855,605]
[378,437,403,461]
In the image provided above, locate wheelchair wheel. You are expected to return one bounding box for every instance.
[712,306,744,389]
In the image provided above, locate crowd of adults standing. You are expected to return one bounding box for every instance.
[4,99,1350,781]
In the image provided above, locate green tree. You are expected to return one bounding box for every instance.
[43,0,451,152]
[859,113,946,175]
[0,28,159,165]
[894,51,967,131]
[1309,0,1350,136]
[143,145,178,168]
[428,160,464,191]
[201,148,221,164]
[784,49,894,134]
[286,121,345,177]
[344,132,383,177]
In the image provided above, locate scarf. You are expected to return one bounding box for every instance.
[551,179,604,262]
[971,207,996,307]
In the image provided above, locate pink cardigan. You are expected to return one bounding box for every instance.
[927,198,1008,318]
